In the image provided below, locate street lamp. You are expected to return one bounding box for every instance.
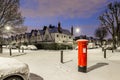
[74,27,81,38]
[5,25,11,31]
[75,27,80,33]
[115,36,118,47]
[5,25,11,43]
[5,25,12,56]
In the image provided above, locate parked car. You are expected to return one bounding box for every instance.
[6,45,17,49]
[27,45,37,50]
[87,42,96,49]
[0,57,29,80]
[75,43,98,50]
[116,47,120,52]
[75,46,78,50]
[2,45,7,48]
[105,44,114,50]
[20,45,28,50]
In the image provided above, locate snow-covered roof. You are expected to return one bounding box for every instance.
[76,39,88,42]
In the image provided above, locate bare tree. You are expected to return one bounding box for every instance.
[99,1,120,48]
[94,27,108,46]
[0,0,24,28]
[0,0,24,53]
[14,26,27,34]
[2,25,27,37]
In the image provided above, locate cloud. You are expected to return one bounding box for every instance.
[20,0,109,18]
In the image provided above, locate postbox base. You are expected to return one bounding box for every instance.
[78,66,87,73]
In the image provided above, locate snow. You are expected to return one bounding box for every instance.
[76,39,88,42]
[0,57,29,78]
[1,48,120,80]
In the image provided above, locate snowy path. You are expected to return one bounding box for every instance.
[1,48,120,80]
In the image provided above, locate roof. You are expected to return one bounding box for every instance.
[48,27,71,35]
[25,33,31,38]
[39,30,44,35]
[31,30,45,35]
[49,27,59,33]
[62,29,71,35]
[31,30,38,36]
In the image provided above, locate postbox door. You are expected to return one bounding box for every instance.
[82,43,87,66]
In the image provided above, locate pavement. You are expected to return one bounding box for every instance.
[1,48,120,80]
[30,73,43,80]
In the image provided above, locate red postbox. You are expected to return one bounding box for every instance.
[77,39,88,73]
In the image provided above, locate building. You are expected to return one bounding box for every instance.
[5,22,73,45]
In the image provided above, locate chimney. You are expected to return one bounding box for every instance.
[58,22,62,33]
[58,22,61,28]
[43,26,47,30]
[71,26,73,35]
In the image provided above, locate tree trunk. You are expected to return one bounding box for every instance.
[112,36,117,49]
[0,45,3,53]
[100,38,103,47]
[100,40,103,47]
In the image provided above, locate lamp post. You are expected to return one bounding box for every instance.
[0,35,3,53]
[5,25,12,56]
[115,36,118,47]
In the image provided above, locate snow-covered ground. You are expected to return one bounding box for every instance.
[1,48,120,80]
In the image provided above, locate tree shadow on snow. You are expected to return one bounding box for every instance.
[87,63,109,72]
[63,60,73,64]
[11,53,27,57]
[30,73,44,80]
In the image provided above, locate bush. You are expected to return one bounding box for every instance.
[35,43,73,50]
[22,42,28,46]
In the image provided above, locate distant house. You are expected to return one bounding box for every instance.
[30,30,37,43]
[74,35,87,41]
[7,22,73,45]
[30,29,44,43]
[74,35,98,43]
[42,23,73,44]
[11,36,17,44]
[24,33,31,43]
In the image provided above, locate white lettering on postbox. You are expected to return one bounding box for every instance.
[83,48,86,53]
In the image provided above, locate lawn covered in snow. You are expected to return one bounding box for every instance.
[1,48,120,80]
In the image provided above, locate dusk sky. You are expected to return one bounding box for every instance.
[20,0,117,37]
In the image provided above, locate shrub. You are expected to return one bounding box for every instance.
[22,42,28,46]
[35,43,72,50]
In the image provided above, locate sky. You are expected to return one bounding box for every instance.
[20,0,117,37]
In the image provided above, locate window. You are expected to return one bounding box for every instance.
[62,35,63,38]
[45,35,49,41]
[57,35,59,37]
[37,36,41,40]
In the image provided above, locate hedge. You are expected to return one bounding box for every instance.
[35,43,72,50]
